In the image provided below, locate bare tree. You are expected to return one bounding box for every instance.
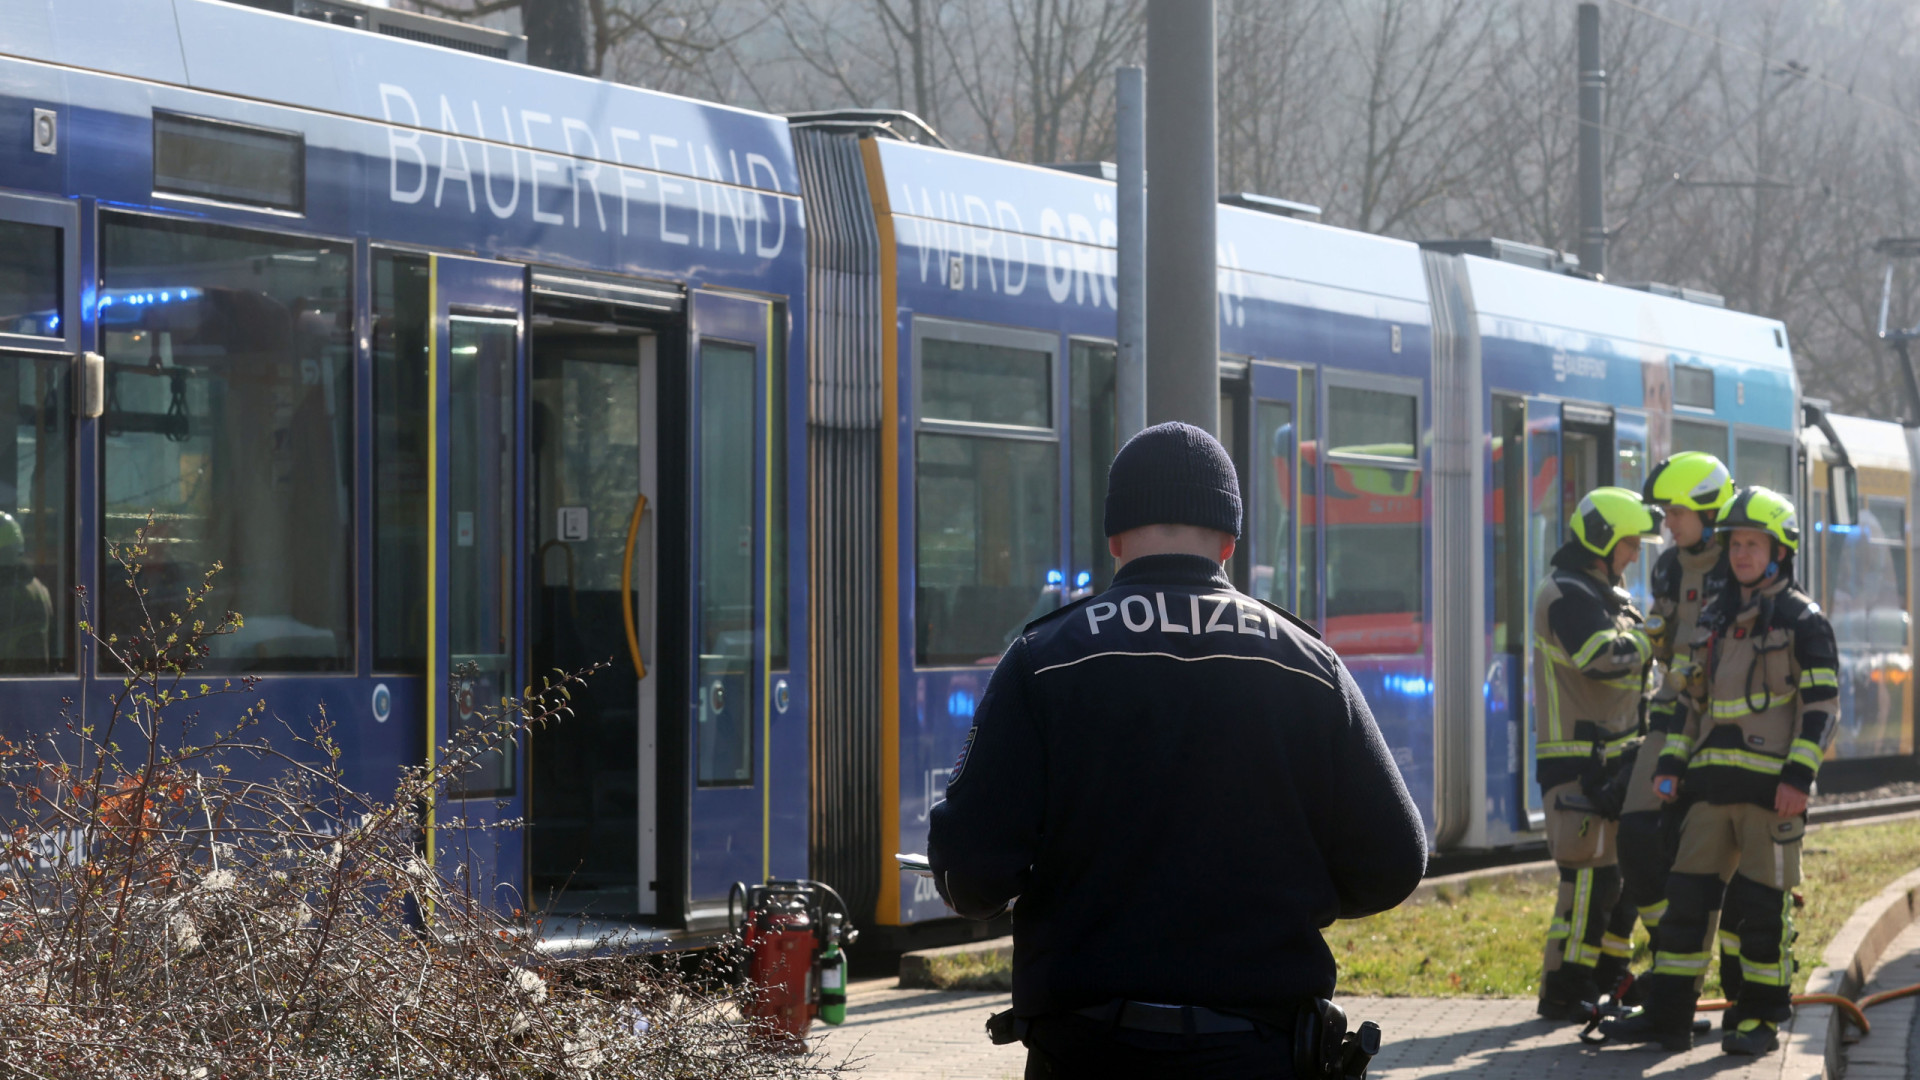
[399,0,732,82]
[938,0,1144,164]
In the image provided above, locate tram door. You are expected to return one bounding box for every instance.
[685,291,776,920]
[425,254,527,909]
[1506,399,1618,828]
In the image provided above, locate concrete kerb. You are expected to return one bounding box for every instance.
[1790,865,1920,1080]
[895,862,1564,986]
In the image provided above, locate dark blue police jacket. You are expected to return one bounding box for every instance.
[927,554,1427,1019]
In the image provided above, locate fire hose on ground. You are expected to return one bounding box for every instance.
[1580,979,1919,1044]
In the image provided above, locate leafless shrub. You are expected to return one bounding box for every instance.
[0,520,850,1079]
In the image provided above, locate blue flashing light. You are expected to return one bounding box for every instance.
[1046,569,1064,587]
[1075,570,1091,589]
[97,295,113,308]
[1828,523,1859,535]
[1382,674,1434,697]
[947,689,976,718]
[45,314,57,332]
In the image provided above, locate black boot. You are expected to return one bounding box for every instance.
[1597,1008,1694,1051]
[1592,955,1632,1004]
[1722,1018,1780,1056]
[1538,966,1601,1024]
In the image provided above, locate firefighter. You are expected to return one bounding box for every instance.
[0,511,51,666]
[1605,452,1735,998]
[1532,487,1662,1022]
[1601,487,1838,1055]
[928,422,1428,1080]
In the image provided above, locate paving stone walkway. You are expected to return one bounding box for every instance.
[811,977,1827,1080]
[1842,919,1920,1080]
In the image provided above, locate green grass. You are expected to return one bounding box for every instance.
[918,946,1014,991]
[1326,817,1920,998]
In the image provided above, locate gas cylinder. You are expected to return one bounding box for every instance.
[817,940,847,1025]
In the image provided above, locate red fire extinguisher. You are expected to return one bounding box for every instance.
[729,879,858,1048]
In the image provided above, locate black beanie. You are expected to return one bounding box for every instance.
[1103,421,1242,538]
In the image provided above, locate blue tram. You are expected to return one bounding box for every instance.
[816,137,1804,927]
[0,0,1903,945]
[1,0,811,945]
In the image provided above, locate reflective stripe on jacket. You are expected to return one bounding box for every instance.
[1657,576,1840,804]
[1531,560,1649,791]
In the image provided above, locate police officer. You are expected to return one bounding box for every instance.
[927,422,1428,1079]
[1602,487,1838,1055]
[1606,453,1735,997]
[1531,487,1662,1021]
[0,511,50,666]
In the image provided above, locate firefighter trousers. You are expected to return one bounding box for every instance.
[1542,781,1622,1004]
[1640,802,1804,1028]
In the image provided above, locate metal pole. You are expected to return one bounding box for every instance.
[1145,0,1218,434]
[1577,2,1606,278]
[1115,66,1147,443]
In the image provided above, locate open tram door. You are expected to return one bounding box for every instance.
[1496,398,1635,830]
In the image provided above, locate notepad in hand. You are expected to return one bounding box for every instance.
[896,853,932,876]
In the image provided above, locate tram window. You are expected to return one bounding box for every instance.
[770,319,788,670]
[0,353,70,673]
[698,342,757,786]
[153,112,304,213]
[447,318,517,797]
[99,215,352,672]
[1670,418,1727,461]
[1492,396,1526,654]
[915,434,1059,666]
[1327,386,1416,458]
[1324,384,1421,654]
[1253,400,1294,610]
[1672,365,1714,410]
[1826,497,1909,651]
[1298,370,1319,623]
[1736,437,1794,497]
[1324,462,1424,654]
[373,252,429,673]
[0,222,61,338]
[1070,341,1118,596]
[921,338,1051,428]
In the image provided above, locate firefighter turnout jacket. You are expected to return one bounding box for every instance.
[926,554,1428,1020]
[1626,540,1732,812]
[1532,550,1653,792]
[1656,577,1840,804]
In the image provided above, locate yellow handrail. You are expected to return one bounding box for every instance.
[621,493,648,679]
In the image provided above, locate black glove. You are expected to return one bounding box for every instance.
[1580,742,1637,820]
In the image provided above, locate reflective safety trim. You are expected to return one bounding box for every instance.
[1536,637,1572,666]
[1689,747,1788,775]
[1603,732,1640,760]
[1665,733,1696,759]
[1602,934,1633,959]
[1718,930,1742,956]
[1789,739,1824,771]
[1539,740,1592,760]
[1639,900,1668,928]
[1571,628,1652,671]
[1712,693,1794,719]
[1566,869,1596,968]
[1798,668,1838,690]
[1651,951,1711,976]
[1741,959,1789,987]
